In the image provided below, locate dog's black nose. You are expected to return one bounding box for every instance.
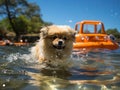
[58,41,63,45]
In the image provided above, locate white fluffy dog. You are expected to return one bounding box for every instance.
[31,25,75,66]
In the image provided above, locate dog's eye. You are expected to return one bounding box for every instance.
[52,36,57,39]
[63,36,67,40]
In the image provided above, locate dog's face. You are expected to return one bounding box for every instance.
[40,25,75,51]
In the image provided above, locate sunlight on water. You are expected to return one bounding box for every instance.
[0,46,120,90]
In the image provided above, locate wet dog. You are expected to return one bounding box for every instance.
[31,25,75,67]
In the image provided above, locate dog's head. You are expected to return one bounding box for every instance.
[40,25,76,50]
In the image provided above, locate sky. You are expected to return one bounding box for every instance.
[22,0,120,31]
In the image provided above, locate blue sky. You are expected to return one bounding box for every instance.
[30,0,120,31]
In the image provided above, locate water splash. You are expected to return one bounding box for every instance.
[5,52,38,64]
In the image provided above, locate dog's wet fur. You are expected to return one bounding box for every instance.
[31,25,75,64]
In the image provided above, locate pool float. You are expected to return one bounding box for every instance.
[13,42,28,46]
[73,20,119,50]
[0,40,28,46]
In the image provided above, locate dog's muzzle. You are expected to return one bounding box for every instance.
[53,40,65,49]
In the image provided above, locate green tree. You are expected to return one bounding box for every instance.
[0,0,28,38]
[0,18,12,36]
[0,0,51,41]
[13,15,29,34]
[106,28,120,38]
[0,22,7,36]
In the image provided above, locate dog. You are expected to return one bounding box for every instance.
[31,25,76,67]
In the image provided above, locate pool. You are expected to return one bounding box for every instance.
[0,45,120,90]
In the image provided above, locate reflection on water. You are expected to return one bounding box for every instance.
[0,46,120,90]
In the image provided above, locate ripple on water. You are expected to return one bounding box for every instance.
[0,46,120,89]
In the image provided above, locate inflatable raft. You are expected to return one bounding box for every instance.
[0,40,28,46]
[73,20,119,50]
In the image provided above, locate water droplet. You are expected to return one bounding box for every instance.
[53,79,56,83]
[3,84,6,87]
[6,78,10,82]
[53,71,56,74]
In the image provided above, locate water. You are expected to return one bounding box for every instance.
[0,45,120,90]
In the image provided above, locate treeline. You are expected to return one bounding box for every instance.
[0,0,52,41]
[106,28,120,39]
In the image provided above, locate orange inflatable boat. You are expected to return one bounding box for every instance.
[73,20,119,50]
[0,40,28,46]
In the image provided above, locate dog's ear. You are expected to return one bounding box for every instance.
[40,26,49,39]
[71,30,76,42]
